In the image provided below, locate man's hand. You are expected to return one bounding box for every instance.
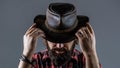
[23,23,45,58]
[75,23,96,55]
[75,23,100,68]
[18,23,45,68]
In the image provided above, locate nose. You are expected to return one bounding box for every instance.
[56,43,64,48]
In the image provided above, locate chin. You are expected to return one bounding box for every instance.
[48,49,72,66]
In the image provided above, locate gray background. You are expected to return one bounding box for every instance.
[0,0,120,68]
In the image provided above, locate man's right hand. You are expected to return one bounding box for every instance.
[23,23,45,59]
[18,23,45,68]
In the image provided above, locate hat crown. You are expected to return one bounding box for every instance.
[34,3,89,43]
[49,3,75,16]
[46,3,77,32]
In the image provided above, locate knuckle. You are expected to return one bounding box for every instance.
[24,34,32,38]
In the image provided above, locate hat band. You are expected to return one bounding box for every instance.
[45,19,78,33]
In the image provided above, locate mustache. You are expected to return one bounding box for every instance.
[52,47,67,52]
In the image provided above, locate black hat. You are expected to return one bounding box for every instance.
[34,3,89,43]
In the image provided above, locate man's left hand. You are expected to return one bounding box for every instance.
[75,23,96,55]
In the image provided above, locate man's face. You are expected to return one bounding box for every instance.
[46,40,75,66]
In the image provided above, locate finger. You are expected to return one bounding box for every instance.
[27,28,37,36]
[83,27,91,38]
[37,29,45,37]
[28,23,36,30]
[29,28,45,38]
[86,25,96,40]
[81,27,88,38]
[86,23,94,34]
[76,29,84,39]
[26,23,36,32]
[25,28,36,35]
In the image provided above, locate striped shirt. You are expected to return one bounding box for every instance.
[31,49,100,68]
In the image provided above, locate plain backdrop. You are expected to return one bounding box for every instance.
[0,0,120,68]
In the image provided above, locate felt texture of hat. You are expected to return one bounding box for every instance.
[34,15,89,43]
[34,3,89,43]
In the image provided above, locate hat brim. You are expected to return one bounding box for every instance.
[34,15,89,43]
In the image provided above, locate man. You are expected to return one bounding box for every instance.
[18,3,101,68]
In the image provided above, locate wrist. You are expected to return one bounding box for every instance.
[22,49,34,60]
[83,50,97,58]
[20,54,33,65]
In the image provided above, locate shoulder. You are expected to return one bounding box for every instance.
[31,49,49,65]
[73,49,83,56]
[73,49,85,62]
[32,49,48,59]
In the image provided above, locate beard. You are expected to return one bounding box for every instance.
[48,47,73,66]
